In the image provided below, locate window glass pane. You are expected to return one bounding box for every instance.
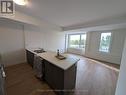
[80,34,86,48]
[99,32,111,52]
[69,35,80,48]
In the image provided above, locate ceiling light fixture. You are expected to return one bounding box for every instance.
[13,0,28,6]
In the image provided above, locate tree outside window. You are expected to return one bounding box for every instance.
[68,34,86,49]
[99,32,112,52]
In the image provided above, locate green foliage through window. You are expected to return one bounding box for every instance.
[99,32,111,52]
[68,34,86,49]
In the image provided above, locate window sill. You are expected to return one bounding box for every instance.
[98,51,110,54]
[68,48,85,50]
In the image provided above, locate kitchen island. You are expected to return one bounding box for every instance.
[26,49,79,95]
[37,52,79,95]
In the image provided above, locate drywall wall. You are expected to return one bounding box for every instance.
[44,31,65,52]
[24,24,46,49]
[0,19,26,66]
[85,30,126,64]
[67,48,85,55]
[24,24,65,52]
[0,18,65,66]
[115,36,126,95]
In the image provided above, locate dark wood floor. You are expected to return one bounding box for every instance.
[5,57,119,95]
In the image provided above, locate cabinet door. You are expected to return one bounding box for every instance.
[0,70,5,95]
[64,64,77,89]
[26,50,34,67]
[44,60,64,90]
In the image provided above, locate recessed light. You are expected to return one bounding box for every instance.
[13,0,28,6]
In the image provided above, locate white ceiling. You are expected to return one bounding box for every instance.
[16,0,126,28]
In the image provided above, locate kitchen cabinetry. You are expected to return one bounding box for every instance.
[43,59,77,95]
[0,64,5,95]
[26,51,79,95]
[26,50,34,67]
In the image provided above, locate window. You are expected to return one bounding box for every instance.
[99,32,112,53]
[68,34,86,49]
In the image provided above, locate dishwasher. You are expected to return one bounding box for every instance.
[0,59,6,95]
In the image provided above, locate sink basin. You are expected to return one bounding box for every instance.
[34,49,45,53]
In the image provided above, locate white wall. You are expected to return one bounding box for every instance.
[85,30,126,64]
[44,32,65,52]
[0,10,63,66]
[0,19,65,66]
[24,24,65,52]
[115,36,126,95]
[24,24,46,49]
[0,19,26,66]
[24,24,66,52]
[67,48,85,55]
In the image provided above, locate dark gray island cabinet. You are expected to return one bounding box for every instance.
[26,50,34,67]
[37,52,79,95]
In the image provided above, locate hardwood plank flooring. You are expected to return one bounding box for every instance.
[5,63,55,95]
[5,56,119,95]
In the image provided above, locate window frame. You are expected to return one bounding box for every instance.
[68,33,86,49]
[98,32,113,53]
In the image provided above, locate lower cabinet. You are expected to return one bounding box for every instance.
[0,65,5,95]
[43,60,77,95]
[26,50,34,67]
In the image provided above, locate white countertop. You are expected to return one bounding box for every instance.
[37,52,79,70]
[26,48,79,70]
